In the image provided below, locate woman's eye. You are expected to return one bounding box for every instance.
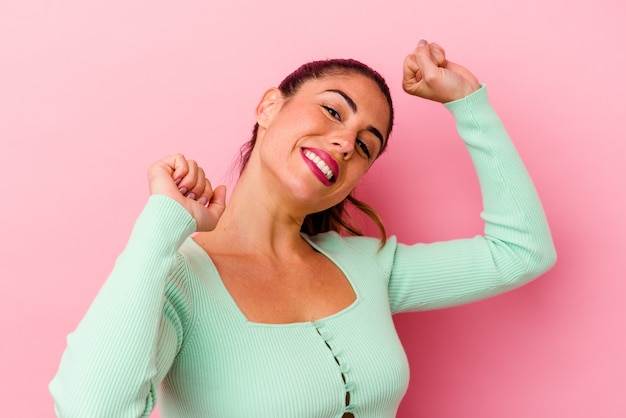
[323,106,341,120]
[356,139,371,158]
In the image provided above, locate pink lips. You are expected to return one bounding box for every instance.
[300,147,339,186]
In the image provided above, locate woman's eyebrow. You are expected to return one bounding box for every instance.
[325,89,358,113]
[324,89,385,146]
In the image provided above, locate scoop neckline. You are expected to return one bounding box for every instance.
[186,233,360,327]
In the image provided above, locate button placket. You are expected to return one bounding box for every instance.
[314,322,355,414]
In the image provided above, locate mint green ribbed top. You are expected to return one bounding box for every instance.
[50,86,556,417]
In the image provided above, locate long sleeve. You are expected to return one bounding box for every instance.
[388,86,556,313]
[50,195,197,417]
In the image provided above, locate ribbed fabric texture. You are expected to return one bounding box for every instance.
[49,86,556,417]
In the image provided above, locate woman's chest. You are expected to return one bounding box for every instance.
[160,279,410,417]
[210,251,358,324]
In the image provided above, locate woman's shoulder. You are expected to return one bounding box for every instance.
[304,231,399,270]
[175,236,216,271]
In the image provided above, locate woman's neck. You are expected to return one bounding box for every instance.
[198,174,313,259]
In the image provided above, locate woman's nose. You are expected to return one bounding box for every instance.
[332,131,355,159]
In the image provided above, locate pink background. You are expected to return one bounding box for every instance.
[1,0,625,417]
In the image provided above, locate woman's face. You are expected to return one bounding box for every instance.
[252,72,391,214]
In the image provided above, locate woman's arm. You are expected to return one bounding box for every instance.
[50,156,226,417]
[389,84,556,312]
[49,196,196,417]
[387,40,555,312]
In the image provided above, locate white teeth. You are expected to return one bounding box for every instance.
[304,150,334,180]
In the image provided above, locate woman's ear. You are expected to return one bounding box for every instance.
[255,88,283,128]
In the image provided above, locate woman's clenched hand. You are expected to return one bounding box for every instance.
[148,154,226,232]
[402,39,480,103]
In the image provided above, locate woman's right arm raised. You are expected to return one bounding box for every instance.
[49,155,226,417]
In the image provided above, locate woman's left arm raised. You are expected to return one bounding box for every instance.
[388,40,557,312]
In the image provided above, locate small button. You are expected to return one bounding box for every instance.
[332,346,342,355]
[339,363,350,373]
[321,331,332,340]
[345,404,356,413]
[345,381,355,391]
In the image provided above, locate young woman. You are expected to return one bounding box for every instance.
[50,40,556,417]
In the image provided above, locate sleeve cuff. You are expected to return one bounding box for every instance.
[124,194,197,257]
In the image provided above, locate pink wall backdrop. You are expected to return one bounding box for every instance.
[2,0,624,416]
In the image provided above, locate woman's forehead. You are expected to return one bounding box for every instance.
[308,73,380,92]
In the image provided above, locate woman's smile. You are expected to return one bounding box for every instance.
[301,147,339,186]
